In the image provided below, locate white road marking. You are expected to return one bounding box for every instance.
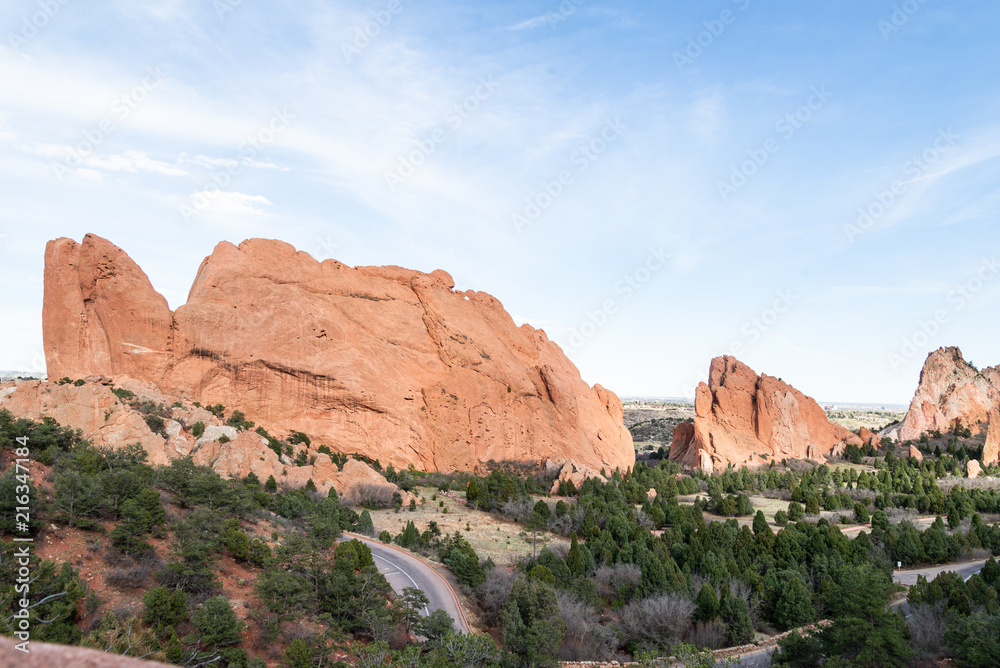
[373,553,430,616]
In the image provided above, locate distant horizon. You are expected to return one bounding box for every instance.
[621,396,910,410]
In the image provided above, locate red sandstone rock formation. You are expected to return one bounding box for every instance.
[983,409,1000,468]
[858,427,878,447]
[896,347,1000,441]
[908,444,924,463]
[549,461,607,495]
[0,378,411,501]
[669,356,862,473]
[42,234,634,474]
[0,636,172,668]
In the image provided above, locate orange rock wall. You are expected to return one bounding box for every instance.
[42,235,634,474]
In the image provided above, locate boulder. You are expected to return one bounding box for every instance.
[897,347,1000,441]
[908,445,923,463]
[968,459,982,479]
[42,235,634,475]
[670,356,863,472]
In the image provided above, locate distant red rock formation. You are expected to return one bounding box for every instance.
[857,426,878,446]
[42,234,634,474]
[896,347,1000,441]
[669,356,862,473]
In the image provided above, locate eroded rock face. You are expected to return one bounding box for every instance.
[42,235,634,474]
[1,380,174,465]
[897,347,1000,441]
[968,459,982,479]
[908,445,924,463]
[0,379,403,500]
[669,356,862,472]
[983,409,1000,468]
[858,427,878,447]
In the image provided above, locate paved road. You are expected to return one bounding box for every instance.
[891,559,988,617]
[892,559,988,587]
[345,533,471,634]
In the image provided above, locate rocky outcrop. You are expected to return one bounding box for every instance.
[42,234,634,474]
[1,380,175,464]
[0,378,406,500]
[968,459,982,479]
[896,347,1000,441]
[669,356,863,473]
[858,427,878,447]
[982,409,1000,467]
[908,445,923,463]
[0,636,171,668]
[549,461,607,495]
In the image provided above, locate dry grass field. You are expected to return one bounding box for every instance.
[366,486,570,565]
[825,408,906,432]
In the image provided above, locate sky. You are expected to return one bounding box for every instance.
[1,0,998,405]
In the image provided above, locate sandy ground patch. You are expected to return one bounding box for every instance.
[365,487,569,565]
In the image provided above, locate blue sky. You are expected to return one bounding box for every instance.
[1,0,998,405]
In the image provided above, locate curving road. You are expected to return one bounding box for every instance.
[892,559,988,587]
[345,532,471,634]
[892,559,988,617]
[723,560,993,665]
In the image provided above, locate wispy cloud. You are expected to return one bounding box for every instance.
[188,191,272,217]
[507,15,555,31]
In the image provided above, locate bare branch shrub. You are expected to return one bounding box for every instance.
[547,514,576,536]
[618,592,694,650]
[476,568,517,626]
[500,499,534,522]
[690,619,727,650]
[352,483,394,509]
[634,510,654,530]
[105,551,161,590]
[556,591,618,661]
[594,564,643,603]
[907,602,946,654]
